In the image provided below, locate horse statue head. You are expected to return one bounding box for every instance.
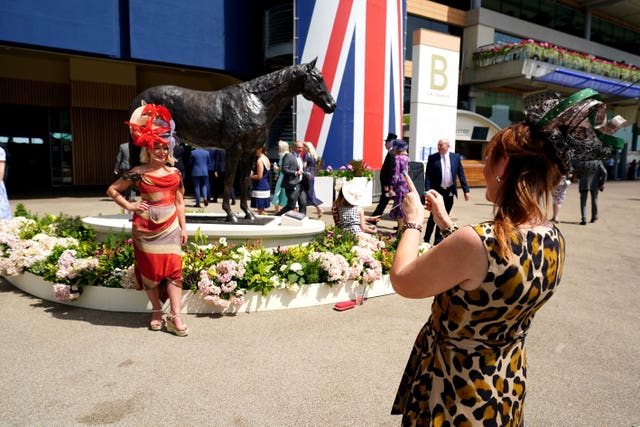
[300,58,336,114]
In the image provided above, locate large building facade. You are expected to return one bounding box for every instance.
[1,0,638,194]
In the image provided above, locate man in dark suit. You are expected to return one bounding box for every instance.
[275,141,307,217]
[424,138,470,244]
[371,132,397,217]
[114,142,136,201]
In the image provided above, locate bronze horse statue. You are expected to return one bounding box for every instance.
[129,58,336,222]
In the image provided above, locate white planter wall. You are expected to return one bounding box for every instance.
[314,176,335,208]
[5,273,395,314]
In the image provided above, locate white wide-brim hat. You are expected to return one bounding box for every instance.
[341,179,366,206]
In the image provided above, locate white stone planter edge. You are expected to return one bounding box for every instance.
[4,272,395,314]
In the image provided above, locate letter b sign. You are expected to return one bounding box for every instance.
[430,54,448,90]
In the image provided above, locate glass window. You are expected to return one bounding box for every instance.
[404,78,411,116]
[405,15,462,61]
[473,89,524,124]
[494,31,522,45]
[429,0,472,11]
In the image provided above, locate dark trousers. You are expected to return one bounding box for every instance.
[580,189,599,222]
[424,187,455,244]
[192,175,210,205]
[276,184,307,216]
[371,189,391,216]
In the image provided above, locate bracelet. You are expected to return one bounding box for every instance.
[441,222,459,238]
[402,222,423,232]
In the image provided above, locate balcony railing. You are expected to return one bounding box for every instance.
[472,39,640,83]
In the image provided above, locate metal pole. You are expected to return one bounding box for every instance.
[292,0,298,142]
[584,7,592,41]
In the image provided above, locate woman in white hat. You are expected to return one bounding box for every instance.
[332,179,378,236]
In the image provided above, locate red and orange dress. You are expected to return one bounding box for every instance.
[124,170,184,291]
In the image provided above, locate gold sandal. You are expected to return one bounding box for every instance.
[166,312,189,337]
[150,309,163,331]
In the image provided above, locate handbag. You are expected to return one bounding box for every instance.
[301,173,310,191]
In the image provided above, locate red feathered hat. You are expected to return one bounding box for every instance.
[125,103,173,150]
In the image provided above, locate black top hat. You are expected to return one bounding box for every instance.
[385,133,397,141]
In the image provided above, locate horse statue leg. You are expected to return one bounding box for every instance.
[221,149,241,223]
[237,155,256,221]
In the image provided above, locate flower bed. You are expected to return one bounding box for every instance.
[1,205,427,312]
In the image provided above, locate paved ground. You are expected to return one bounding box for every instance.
[2,181,639,426]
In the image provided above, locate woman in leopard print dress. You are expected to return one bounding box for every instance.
[389,89,625,426]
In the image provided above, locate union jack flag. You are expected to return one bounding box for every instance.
[296,0,405,170]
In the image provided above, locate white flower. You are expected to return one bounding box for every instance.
[270,275,285,289]
[287,283,300,293]
[290,262,303,272]
[120,265,136,289]
[418,242,432,254]
[218,237,227,246]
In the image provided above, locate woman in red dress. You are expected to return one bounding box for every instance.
[107,102,189,336]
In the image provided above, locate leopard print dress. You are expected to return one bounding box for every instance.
[391,222,565,426]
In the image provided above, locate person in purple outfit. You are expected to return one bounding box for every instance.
[388,139,410,231]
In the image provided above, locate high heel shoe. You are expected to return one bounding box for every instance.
[149,309,163,331]
[316,208,323,219]
[166,312,189,337]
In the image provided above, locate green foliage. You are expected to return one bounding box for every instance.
[17,211,96,242]
[241,247,277,295]
[44,213,97,241]
[310,226,358,260]
[13,203,30,219]
[94,233,135,288]
[377,233,401,274]
[181,237,237,291]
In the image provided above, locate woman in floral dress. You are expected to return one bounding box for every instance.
[107,102,189,337]
[389,139,410,230]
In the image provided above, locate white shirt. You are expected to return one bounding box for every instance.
[440,152,452,188]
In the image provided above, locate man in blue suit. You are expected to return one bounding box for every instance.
[424,138,470,244]
[189,147,211,208]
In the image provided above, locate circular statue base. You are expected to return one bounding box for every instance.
[5,272,395,314]
[82,213,326,248]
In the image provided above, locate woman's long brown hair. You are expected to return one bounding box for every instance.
[485,123,563,259]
